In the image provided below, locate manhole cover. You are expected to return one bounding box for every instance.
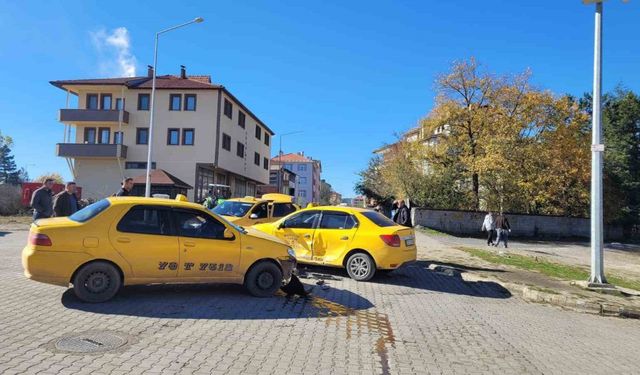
[54,331,128,354]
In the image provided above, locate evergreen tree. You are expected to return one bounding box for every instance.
[0,132,21,184]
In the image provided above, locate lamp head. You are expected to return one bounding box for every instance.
[194,17,204,23]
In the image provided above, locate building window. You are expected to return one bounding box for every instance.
[224,99,232,119]
[125,161,156,169]
[169,94,182,111]
[113,131,123,145]
[255,125,261,140]
[136,128,149,145]
[184,94,196,111]
[222,133,231,151]
[299,177,307,184]
[167,128,180,145]
[238,111,246,128]
[98,127,110,144]
[298,190,307,198]
[264,133,270,146]
[263,157,269,170]
[237,142,245,158]
[100,94,112,110]
[182,129,194,145]
[254,152,260,166]
[86,94,99,110]
[84,127,96,143]
[115,98,125,110]
[298,164,307,171]
[138,94,150,110]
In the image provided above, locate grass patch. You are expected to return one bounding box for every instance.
[456,246,640,292]
[0,215,32,226]
[418,227,450,237]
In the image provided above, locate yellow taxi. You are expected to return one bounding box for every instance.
[211,193,299,227]
[253,206,416,281]
[22,196,296,302]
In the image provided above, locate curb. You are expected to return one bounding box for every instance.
[458,271,640,320]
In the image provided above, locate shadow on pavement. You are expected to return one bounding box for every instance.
[61,281,374,320]
[0,231,11,237]
[419,260,506,273]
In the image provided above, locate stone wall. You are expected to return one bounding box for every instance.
[412,208,624,240]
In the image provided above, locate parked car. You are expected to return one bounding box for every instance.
[212,193,300,227]
[253,207,416,281]
[22,195,296,302]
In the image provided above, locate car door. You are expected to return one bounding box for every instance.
[270,202,298,222]
[312,211,358,263]
[110,205,179,278]
[247,202,269,225]
[173,208,241,280]
[273,210,320,261]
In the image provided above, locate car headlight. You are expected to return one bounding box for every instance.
[287,248,296,258]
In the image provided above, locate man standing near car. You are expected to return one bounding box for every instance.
[393,199,412,227]
[30,178,54,221]
[53,181,79,217]
[115,177,134,197]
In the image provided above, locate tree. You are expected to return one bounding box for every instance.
[355,155,395,205]
[35,172,64,184]
[320,179,333,205]
[0,131,22,184]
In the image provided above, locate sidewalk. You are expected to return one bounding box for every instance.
[415,229,640,319]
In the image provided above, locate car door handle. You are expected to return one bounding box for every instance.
[340,236,349,240]
[116,237,131,243]
[303,234,311,238]
[184,241,196,247]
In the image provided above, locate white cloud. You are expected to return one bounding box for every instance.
[90,27,137,77]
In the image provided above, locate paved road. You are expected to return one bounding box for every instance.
[1,230,639,375]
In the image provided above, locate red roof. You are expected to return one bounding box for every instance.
[131,169,192,189]
[271,153,314,163]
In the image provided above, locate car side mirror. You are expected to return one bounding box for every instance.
[223,228,234,239]
[278,222,285,230]
[249,213,258,219]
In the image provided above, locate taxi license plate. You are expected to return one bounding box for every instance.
[405,238,415,246]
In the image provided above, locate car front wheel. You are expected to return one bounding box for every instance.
[72,261,122,303]
[245,261,283,297]
[346,252,376,281]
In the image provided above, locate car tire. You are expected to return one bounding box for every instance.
[345,252,376,281]
[72,261,122,303]
[245,261,283,297]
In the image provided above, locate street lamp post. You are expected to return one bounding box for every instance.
[276,131,303,193]
[145,17,204,197]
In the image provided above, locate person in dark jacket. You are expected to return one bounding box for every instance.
[115,177,134,197]
[53,182,79,217]
[393,200,412,227]
[494,213,511,248]
[30,179,54,220]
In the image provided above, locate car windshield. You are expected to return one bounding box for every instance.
[69,199,111,223]
[361,210,398,227]
[212,201,254,217]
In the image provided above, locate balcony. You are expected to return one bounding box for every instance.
[56,143,128,158]
[59,109,129,124]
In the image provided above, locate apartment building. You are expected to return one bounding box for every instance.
[50,66,274,202]
[271,152,321,206]
[373,124,450,159]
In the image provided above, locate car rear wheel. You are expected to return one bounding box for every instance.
[72,261,121,303]
[245,261,283,297]
[346,252,376,281]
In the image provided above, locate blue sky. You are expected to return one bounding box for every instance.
[1,1,638,197]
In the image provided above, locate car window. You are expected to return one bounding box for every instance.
[212,201,254,217]
[361,211,397,227]
[272,203,297,218]
[282,210,320,229]
[319,212,358,230]
[251,203,268,219]
[69,199,111,223]
[117,206,172,235]
[175,210,227,240]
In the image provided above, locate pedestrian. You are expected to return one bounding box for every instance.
[481,211,495,246]
[390,200,399,219]
[393,199,412,227]
[115,177,134,197]
[203,189,216,210]
[53,181,80,217]
[30,178,54,221]
[494,212,511,248]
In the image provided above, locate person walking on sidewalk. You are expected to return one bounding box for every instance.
[494,213,511,248]
[53,181,80,217]
[30,179,54,221]
[481,211,495,246]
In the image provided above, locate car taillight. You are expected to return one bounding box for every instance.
[380,234,401,247]
[29,233,52,246]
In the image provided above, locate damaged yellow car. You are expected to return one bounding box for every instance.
[22,196,296,302]
[212,193,299,227]
[253,207,416,281]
